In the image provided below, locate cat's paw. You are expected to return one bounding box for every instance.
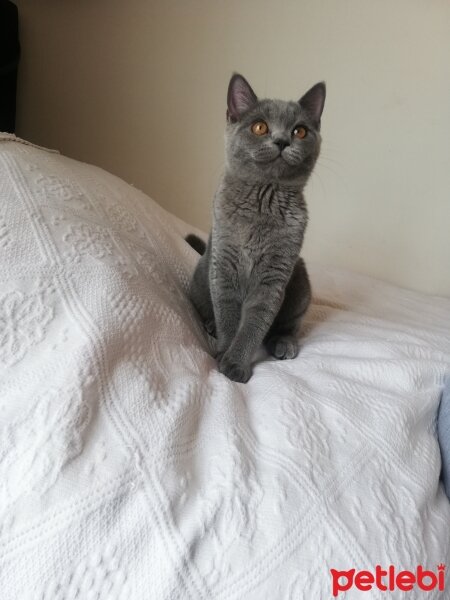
[218,354,252,383]
[266,336,299,360]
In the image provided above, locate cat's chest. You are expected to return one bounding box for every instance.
[235,220,297,274]
[239,220,279,254]
[237,212,302,253]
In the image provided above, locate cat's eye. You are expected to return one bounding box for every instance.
[293,126,308,139]
[251,121,269,136]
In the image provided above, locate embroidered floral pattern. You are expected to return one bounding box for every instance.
[196,430,264,584]
[41,545,128,600]
[64,223,114,259]
[0,290,53,367]
[0,386,90,512]
[36,174,76,201]
[280,394,331,487]
[107,202,139,234]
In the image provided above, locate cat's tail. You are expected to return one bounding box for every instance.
[185,233,206,255]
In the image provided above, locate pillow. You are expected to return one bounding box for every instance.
[438,378,450,498]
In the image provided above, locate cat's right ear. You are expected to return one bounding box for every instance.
[227,74,258,123]
[299,82,326,127]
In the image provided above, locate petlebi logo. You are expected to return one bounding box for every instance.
[330,564,446,597]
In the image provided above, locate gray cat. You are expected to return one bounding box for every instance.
[186,73,325,383]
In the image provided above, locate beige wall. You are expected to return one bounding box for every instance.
[15,0,450,297]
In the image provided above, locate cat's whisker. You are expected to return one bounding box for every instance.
[317,160,342,178]
[319,154,343,166]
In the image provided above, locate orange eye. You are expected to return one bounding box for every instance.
[251,121,269,136]
[293,126,307,139]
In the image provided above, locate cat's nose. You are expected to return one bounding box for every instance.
[274,138,289,152]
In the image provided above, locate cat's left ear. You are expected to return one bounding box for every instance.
[299,82,326,126]
[227,73,258,123]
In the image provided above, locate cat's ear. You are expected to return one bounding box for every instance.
[227,73,258,123]
[299,82,326,126]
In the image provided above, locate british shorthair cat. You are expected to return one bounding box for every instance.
[187,73,325,382]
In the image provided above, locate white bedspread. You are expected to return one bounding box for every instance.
[0,138,449,599]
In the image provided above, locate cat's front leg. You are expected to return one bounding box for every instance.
[210,269,241,360]
[218,282,286,382]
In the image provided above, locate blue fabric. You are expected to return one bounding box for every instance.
[438,377,450,499]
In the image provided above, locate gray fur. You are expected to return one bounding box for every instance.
[187,74,325,382]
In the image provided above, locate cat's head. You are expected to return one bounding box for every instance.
[225,73,325,183]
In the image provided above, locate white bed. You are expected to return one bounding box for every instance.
[0,136,449,599]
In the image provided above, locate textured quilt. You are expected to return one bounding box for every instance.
[0,136,449,599]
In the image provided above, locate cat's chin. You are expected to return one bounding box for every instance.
[251,156,291,173]
[252,154,280,165]
[230,154,303,182]
[266,155,298,172]
[256,153,295,166]
[279,152,304,168]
